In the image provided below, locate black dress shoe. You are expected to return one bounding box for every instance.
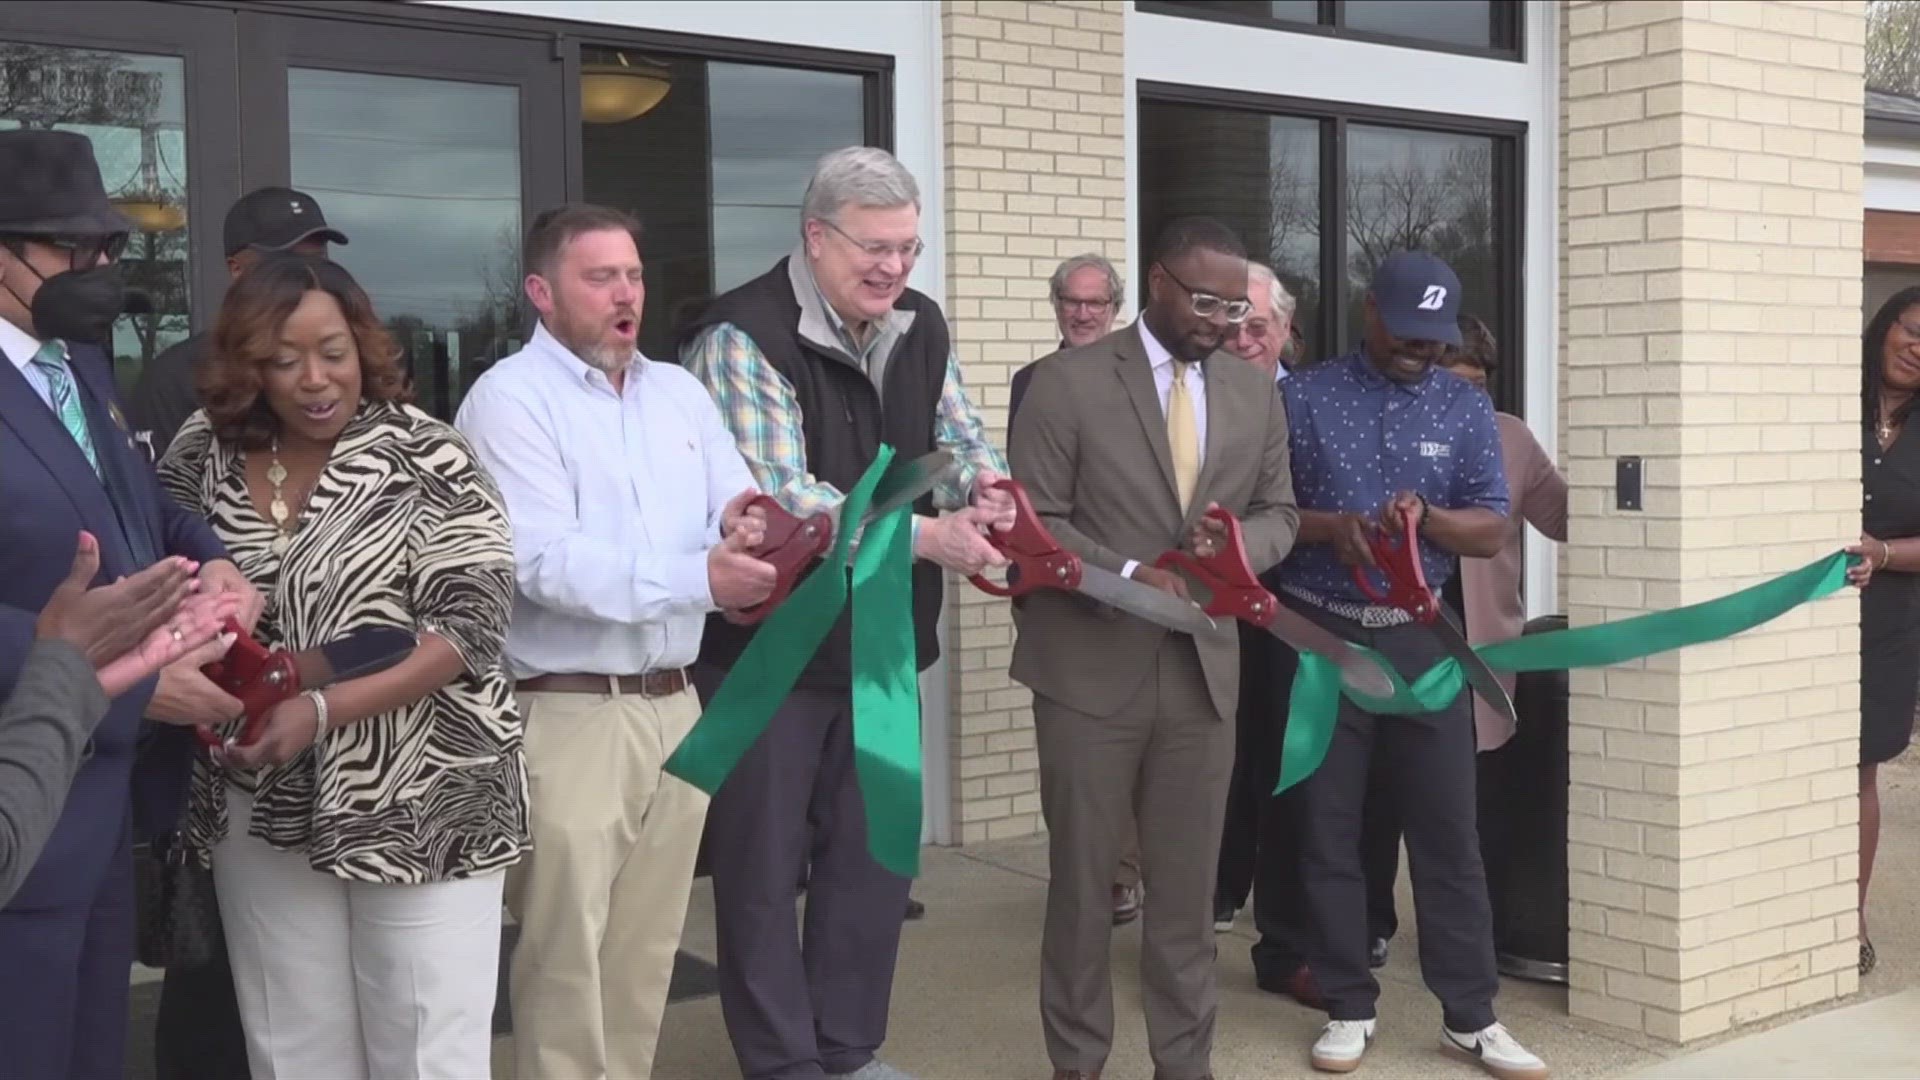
[906,896,926,920]
[1212,898,1236,932]
[1369,936,1389,969]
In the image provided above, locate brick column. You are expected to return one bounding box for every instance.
[1561,0,1865,1042]
[940,0,1125,842]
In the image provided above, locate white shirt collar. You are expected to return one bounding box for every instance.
[1138,319,1175,370]
[529,321,645,394]
[0,316,44,374]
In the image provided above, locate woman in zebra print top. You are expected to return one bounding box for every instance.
[157,253,527,1079]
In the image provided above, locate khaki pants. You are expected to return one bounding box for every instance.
[505,685,708,1080]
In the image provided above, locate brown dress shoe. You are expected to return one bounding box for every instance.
[1111,883,1142,925]
[1255,962,1326,1011]
[1285,965,1326,1011]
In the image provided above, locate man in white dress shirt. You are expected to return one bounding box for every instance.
[456,204,779,1080]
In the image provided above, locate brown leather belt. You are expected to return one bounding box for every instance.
[515,670,690,698]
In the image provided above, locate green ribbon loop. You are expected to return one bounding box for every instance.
[1275,550,1861,795]
[849,493,922,878]
[663,446,926,879]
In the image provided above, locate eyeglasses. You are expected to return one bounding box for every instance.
[1054,296,1114,314]
[7,232,131,271]
[1157,262,1251,324]
[822,218,924,265]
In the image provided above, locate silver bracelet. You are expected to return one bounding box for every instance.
[306,689,329,741]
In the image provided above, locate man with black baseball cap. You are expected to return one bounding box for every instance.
[1267,251,1547,1079]
[126,186,347,457]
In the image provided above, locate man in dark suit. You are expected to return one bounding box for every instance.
[0,129,261,1080]
[1009,217,1298,1080]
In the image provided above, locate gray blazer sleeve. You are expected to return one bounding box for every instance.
[0,640,107,905]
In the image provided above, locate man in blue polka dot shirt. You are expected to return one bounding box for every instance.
[1272,252,1547,1080]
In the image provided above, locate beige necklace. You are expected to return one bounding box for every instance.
[266,441,303,555]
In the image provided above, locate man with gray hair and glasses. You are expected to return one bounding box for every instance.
[681,145,1015,1080]
[1010,253,1124,423]
[1226,260,1299,385]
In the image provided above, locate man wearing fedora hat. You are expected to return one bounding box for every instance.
[0,127,262,1080]
[128,186,348,459]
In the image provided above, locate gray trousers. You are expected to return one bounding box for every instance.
[1033,635,1235,1080]
[693,668,912,1080]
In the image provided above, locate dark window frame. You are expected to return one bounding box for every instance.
[224,0,898,194]
[0,2,244,348]
[1134,0,1525,64]
[1137,80,1528,417]
[5,0,894,410]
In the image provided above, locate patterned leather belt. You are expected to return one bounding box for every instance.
[1277,584,1415,629]
[515,670,690,698]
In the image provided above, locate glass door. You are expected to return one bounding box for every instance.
[0,2,239,398]
[236,12,566,419]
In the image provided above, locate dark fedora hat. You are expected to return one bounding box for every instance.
[0,129,135,236]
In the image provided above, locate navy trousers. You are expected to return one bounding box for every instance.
[693,668,912,1080]
[0,760,136,1080]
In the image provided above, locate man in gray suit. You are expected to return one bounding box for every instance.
[1008,217,1299,1080]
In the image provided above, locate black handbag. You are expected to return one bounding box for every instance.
[133,833,225,971]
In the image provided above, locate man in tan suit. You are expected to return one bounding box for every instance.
[1008,217,1299,1080]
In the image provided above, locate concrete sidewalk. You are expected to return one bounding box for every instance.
[1624,988,1920,1079]
[632,752,1920,1080]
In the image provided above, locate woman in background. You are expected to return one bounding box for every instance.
[1846,285,1920,977]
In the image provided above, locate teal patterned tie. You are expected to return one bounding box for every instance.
[29,339,100,475]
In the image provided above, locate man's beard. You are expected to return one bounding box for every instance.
[555,314,632,373]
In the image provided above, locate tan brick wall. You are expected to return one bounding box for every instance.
[1561,0,1865,1042]
[941,0,1126,842]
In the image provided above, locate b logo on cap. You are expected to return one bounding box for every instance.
[1417,285,1448,311]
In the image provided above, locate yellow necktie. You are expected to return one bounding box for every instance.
[1167,360,1199,512]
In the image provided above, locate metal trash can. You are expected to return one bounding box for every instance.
[1475,614,1569,984]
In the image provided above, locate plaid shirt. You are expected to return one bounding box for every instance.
[682,321,1008,543]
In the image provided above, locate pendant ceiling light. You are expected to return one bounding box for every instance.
[581,52,672,125]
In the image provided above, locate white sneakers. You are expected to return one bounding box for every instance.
[1309,1020,1375,1073]
[1309,1018,1548,1079]
[1442,1023,1549,1080]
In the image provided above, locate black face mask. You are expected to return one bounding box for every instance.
[29,263,127,347]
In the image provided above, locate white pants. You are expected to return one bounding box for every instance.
[214,789,506,1080]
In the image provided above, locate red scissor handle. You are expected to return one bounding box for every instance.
[1352,506,1438,623]
[965,478,1082,598]
[732,495,835,625]
[197,616,300,749]
[1152,505,1281,630]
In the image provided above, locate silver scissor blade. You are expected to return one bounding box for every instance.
[1260,605,1399,699]
[1430,612,1518,727]
[1075,563,1219,635]
[860,450,957,525]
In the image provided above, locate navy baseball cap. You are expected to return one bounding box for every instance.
[1369,250,1463,346]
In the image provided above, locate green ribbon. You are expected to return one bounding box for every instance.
[663,446,926,878]
[848,487,922,878]
[1276,550,1862,795]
